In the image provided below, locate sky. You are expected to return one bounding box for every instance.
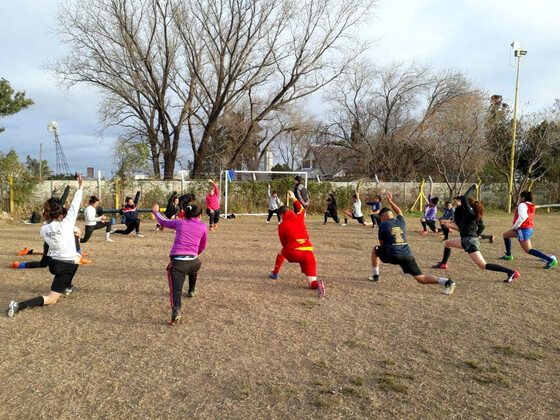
[1,0,559,176]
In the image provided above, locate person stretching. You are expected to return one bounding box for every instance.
[500,191,557,269]
[343,186,372,227]
[266,184,282,223]
[432,184,519,283]
[114,191,143,237]
[366,195,383,228]
[153,202,207,325]
[369,193,456,295]
[8,174,84,317]
[205,179,220,231]
[156,187,181,231]
[324,190,340,224]
[81,195,115,243]
[269,190,325,298]
[420,195,439,235]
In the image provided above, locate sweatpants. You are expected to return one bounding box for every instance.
[267,209,280,222]
[324,210,340,224]
[206,209,220,227]
[81,221,112,243]
[114,219,141,235]
[167,258,202,309]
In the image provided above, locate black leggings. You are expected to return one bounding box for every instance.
[167,258,202,309]
[324,211,340,224]
[371,214,381,226]
[114,219,140,235]
[422,219,437,232]
[206,209,220,227]
[267,209,280,222]
[81,221,112,243]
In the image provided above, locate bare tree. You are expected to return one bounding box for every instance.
[415,92,488,198]
[174,0,375,177]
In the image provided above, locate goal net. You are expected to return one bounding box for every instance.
[220,170,308,217]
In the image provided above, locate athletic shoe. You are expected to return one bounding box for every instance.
[136,233,144,238]
[106,238,114,243]
[269,272,279,279]
[9,261,20,269]
[63,286,80,296]
[266,221,270,224]
[499,254,514,261]
[504,270,520,283]
[443,279,456,295]
[368,275,380,282]
[81,252,88,257]
[432,262,448,269]
[7,301,19,318]
[16,247,30,256]
[490,236,495,244]
[341,223,347,227]
[317,279,325,298]
[363,222,373,227]
[109,229,117,234]
[421,230,428,235]
[169,309,183,326]
[187,290,196,298]
[80,257,93,264]
[544,256,557,269]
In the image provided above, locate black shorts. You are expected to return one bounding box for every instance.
[49,259,79,294]
[352,214,365,224]
[375,246,422,276]
[461,237,480,254]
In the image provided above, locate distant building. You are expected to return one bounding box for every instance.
[299,145,353,179]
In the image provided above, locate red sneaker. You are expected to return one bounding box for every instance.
[421,230,428,235]
[16,248,29,256]
[9,261,20,269]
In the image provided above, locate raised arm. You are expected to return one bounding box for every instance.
[328,191,336,205]
[63,174,83,226]
[208,179,218,195]
[267,184,271,198]
[288,190,304,214]
[60,185,71,205]
[461,184,477,215]
[134,191,141,206]
[386,192,403,216]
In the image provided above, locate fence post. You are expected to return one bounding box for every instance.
[9,176,14,213]
[115,178,119,209]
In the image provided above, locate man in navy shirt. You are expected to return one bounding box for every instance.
[370,193,456,295]
[365,195,382,228]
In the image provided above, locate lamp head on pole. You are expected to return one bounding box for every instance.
[511,41,527,57]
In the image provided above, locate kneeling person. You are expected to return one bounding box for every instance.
[370,192,455,295]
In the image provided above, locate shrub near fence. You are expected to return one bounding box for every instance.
[6,178,560,217]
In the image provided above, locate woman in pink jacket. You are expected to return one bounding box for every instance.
[205,179,220,231]
[152,202,208,326]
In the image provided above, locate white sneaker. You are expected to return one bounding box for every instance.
[110,228,117,234]
[266,221,270,224]
[341,223,347,227]
[443,280,456,295]
[8,301,19,317]
[136,233,144,238]
[106,238,114,243]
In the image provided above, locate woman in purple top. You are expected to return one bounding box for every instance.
[420,194,439,235]
[152,202,208,325]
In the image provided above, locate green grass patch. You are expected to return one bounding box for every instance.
[378,372,413,393]
[493,345,546,361]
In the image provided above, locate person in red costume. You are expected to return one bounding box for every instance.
[269,191,325,298]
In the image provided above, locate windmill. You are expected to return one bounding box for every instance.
[47,121,71,176]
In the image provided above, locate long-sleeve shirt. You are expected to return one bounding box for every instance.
[459,185,480,238]
[267,187,281,210]
[120,191,140,223]
[164,192,180,219]
[512,202,535,230]
[327,193,337,213]
[153,212,207,256]
[84,205,103,226]
[278,199,313,251]
[365,201,382,213]
[423,194,437,221]
[40,188,83,263]
[205,182,220,211]
[440,207,455,220]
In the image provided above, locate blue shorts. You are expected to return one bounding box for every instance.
[516,228,533,242]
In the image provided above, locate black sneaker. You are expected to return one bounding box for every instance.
[169,309,183,325]
[186,290,196,298]
[368,275,380,282]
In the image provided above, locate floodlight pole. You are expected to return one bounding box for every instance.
[507,43,527,213]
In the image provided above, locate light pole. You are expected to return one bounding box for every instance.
[507,41,527,213]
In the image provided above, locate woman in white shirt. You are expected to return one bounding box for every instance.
[81,195,115,243]
[8,174,84,317]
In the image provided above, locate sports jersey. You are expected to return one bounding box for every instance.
[278,200,312,251]
[120,191,140,223]
[459,185,479,238]
[378,214,412,257]
[40,188,83,263]
[512,202,535,230]
[366,201,382,213]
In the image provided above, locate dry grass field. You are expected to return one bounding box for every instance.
[0,212,559,419]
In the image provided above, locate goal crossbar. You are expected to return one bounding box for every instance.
[220,170,308,217]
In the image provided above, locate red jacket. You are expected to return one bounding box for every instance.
[278,200,313,251]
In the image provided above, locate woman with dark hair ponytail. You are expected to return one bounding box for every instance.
[152,201,207,325]
[433,184,520,283]
[8,174,84,317]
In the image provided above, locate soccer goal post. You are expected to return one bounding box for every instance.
[220,170,308,217]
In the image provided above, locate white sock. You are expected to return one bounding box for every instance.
[372,267,379,276]
[438,277,448,285]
